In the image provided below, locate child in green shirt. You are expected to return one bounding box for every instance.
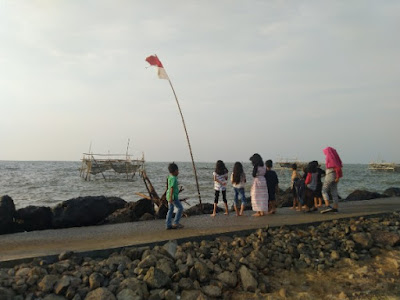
[166,162,184,230]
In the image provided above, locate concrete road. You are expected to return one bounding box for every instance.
[1,197,399,264]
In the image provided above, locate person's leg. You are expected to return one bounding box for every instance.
[233,188,239,216]
[222,190,229,214]
[331,181,339,210]
[321,178,331,207]
[271,199,276,213]
[211,190,219,216]
[239,188,246,216]
[173,198,184,227]
[165,202,175,229]
[321,172,337,213]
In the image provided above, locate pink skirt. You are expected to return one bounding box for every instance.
[251,176,269,211]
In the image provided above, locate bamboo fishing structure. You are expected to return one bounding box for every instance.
[80,141,145,181]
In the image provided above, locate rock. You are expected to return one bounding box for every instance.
[118,278,148,298]
[38,275,59,292]
[43,295,67,300]
[248,250,268,269]
[383,187,400,197]
[52,196,126,228]
[346,190,386,201]
[106,255,131,266]
[15,205,53,231]
[0,195,16,234]
[89,272,104,290]
[164,289,176,300]
[279,288,287,298]
[372,231,400,247]
[15,267,31,277]
[184,203,218,216]
[0,287,15,300]
[54,275,71,295]
[217,271,237,288]
[238,265,257,292]
[85,287,116,300]
[140,213,155,221]
[330,250,340,260]
[193,261,210,283]
[178,278,195,290]
[121,247,149,261]
[180,290,207,300]
[144,267,171,289]
[59,251,74,261]
[202,285,222,298]
[352,232,373,249]
[163,240,177,259]
[156,259,174,277]
[138,254,157,269]
[103,199,155,224]
[116,288,141,300]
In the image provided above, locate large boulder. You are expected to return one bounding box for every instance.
[15,205,53,231]
[52,196,126,228]
[185,203,219,216]
[0,195,16,234]
[346,189,386,201]
[102,198,154,224]
[383,187,400,197]
[277,188,293,207]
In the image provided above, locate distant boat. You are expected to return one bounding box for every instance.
[368,161,400,172]
[276,157,307,169]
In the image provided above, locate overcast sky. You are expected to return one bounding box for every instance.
[1,1,399,164]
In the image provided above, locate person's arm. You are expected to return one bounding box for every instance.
[169,186,174,203]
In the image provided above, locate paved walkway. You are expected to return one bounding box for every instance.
[1,197,400,264]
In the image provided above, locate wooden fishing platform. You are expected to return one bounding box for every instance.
[79,152,145,181]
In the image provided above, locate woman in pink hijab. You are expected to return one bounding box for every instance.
[321,147,343,213]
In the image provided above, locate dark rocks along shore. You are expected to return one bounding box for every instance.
[0,212,399,299]
[1,186,400,235]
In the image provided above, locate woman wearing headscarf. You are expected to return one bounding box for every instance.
[249,153,268,216]
[321,147,343,213]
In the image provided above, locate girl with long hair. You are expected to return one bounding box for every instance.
[249,153,268,216]
[231,162,247,216]
[211,160,229,216]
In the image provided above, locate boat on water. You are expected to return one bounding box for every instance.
[276,157,307,169]
[368,162,400,172]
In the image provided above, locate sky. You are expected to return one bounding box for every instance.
[1,1,399,164]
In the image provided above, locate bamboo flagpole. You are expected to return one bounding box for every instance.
[145,54,202,208]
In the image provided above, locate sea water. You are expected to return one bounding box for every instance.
[1,161,399,209]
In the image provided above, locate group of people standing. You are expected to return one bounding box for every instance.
[210,153,279,218]
[291,147,343,213]
[164,147,343,229]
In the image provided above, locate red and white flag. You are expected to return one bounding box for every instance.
[145,55,169,80]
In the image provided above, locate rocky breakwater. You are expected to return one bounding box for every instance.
[276,186,400,208]
[0,195,157,235]
[0,212,399,299]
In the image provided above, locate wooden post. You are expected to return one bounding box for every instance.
[167,79,202,211]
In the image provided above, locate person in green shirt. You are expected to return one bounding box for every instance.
[166,162,184,230]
